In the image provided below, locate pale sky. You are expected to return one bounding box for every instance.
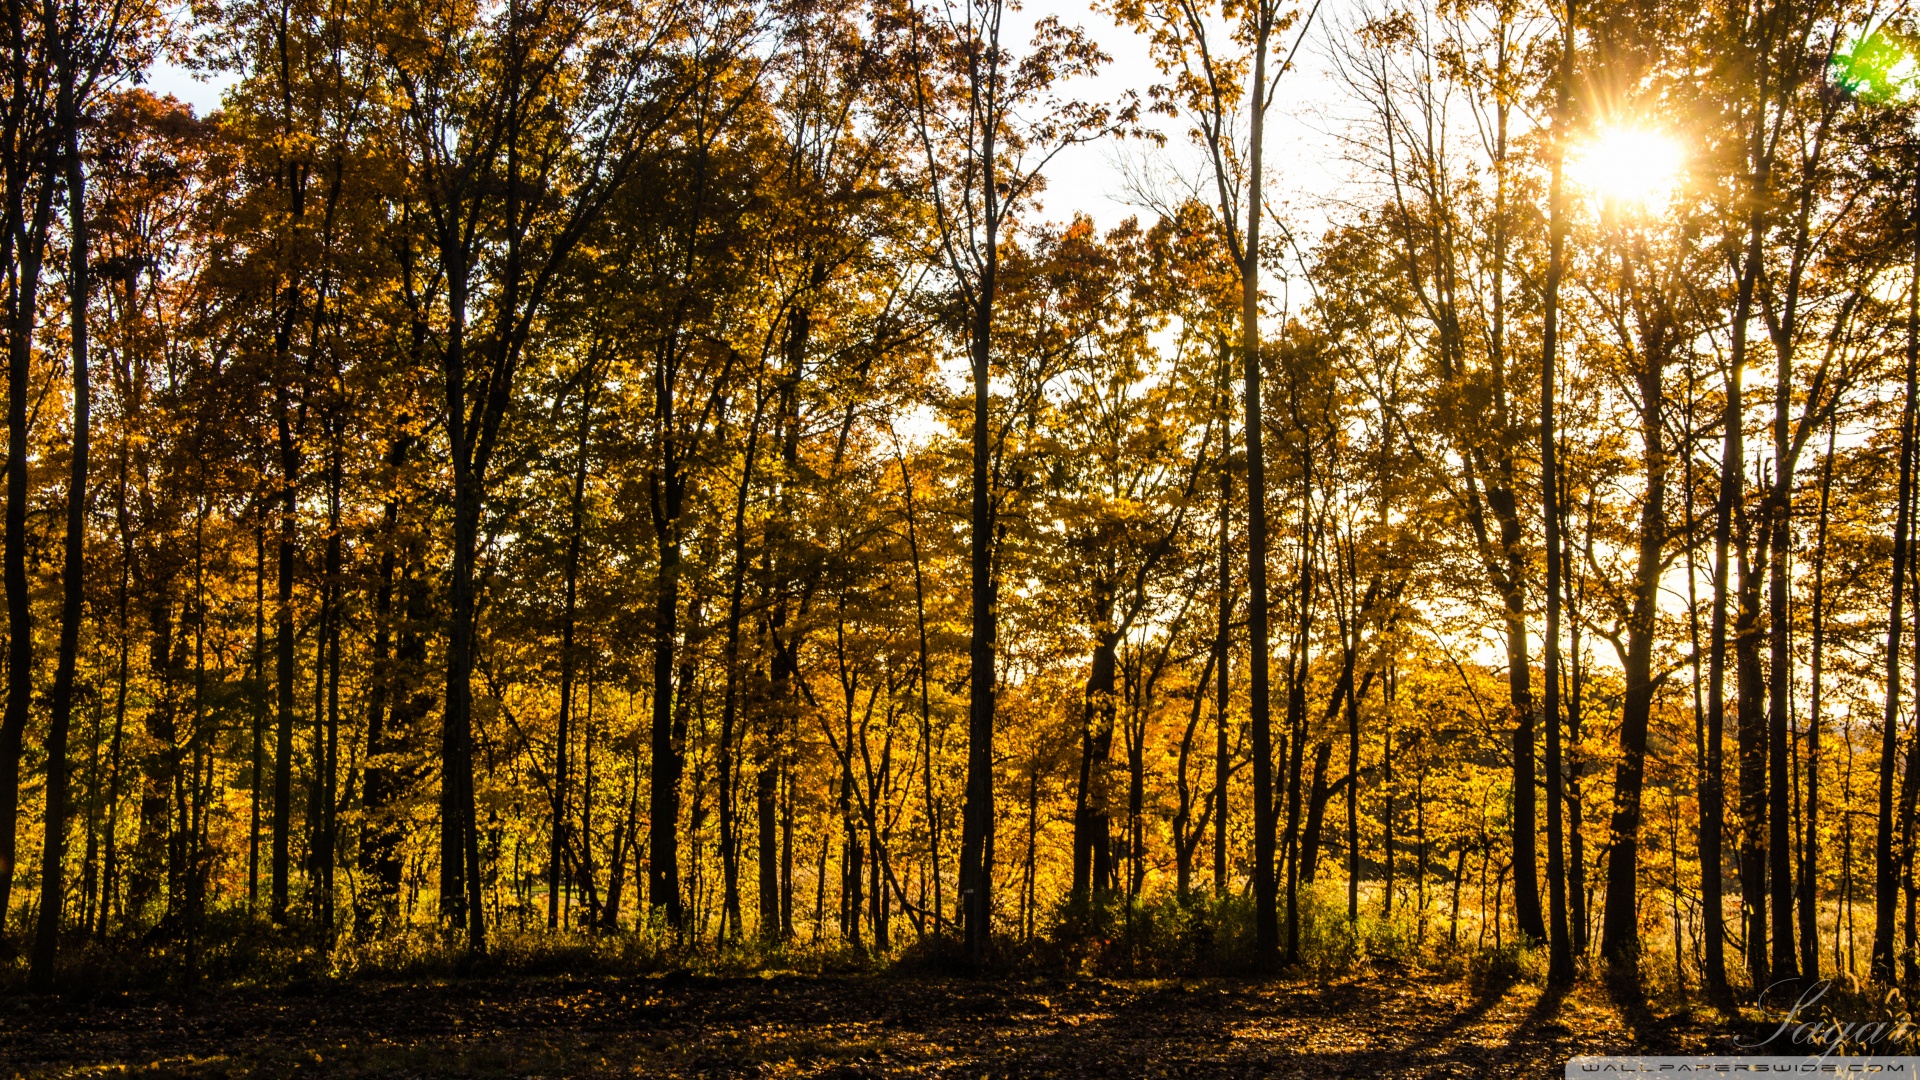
[1027,0,1356,247]
[141,0,1362,245]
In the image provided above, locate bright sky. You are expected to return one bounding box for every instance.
[141,0,1361,244]
[1028,0,1355,243]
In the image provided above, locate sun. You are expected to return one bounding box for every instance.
[1567,126,1684,214]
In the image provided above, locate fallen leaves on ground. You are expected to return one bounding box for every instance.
[0,968,1748,1078]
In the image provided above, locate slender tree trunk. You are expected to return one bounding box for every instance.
[99,386,133,937]
[551,382,593,930]
[31,62,89,985]
[898,449,940,935]
[441,263,486,949]
[1215,450,1231,899]
[1476,0,1542,951]
[357,444,408,932]
[1712,176,1763,992]
[250,506,265,911]
[1875,168,1919,986]
[1601,282,1667,974]
[1737,550,1769,989]
[1300,741,1331,883]
[1282,496,1310,962]
[648,361,687,928]
[1383,715,1394,915]
[0,137,54,932]
[1538,0,1573,985]
[1767,303,1800,993]
[1348,654,1361,922]
[1174,646,1216,895]
[1801,416,1835,980]
[270,386,299,923]
[717,367,764,942]
[320,443,342,932]
[958,112,1001,966]
[1241,12,1277,968]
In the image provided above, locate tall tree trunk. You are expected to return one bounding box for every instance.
[0,131,53,933]
[648,356,687,929]
[1538,0,1573,985]
[1382,707,1394,915]
[318,441,342,933]
[1766,305,1800,992]
[441,264,486,949]
[1737,550,1769,989]
[717,366,764,942]
[357,440,409,933]
[31,59,88,985]
[1282,492,1310,962]
[1215,439,1231,899]
[1873,167,1918,986]
[99,371,133,937]
[552,380,593,930]
[898,449,940,934]
[270,386,298,923]
[1241,9,1277,967]
[1711,176,1763,992]
[958,106,1001,967]
[1601,284,1667,974]
[1801,416,1835,980]
[250,505,265,911]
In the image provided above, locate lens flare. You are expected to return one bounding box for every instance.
[1568,126,1684,214]
[1833,30,1918,104]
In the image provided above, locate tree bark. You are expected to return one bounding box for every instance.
[31,54,89,985]
[1538,0,1573,985]
[1601,264,1667,974]
[1873,167,1918,986]
[1800,416,1835,981]
[1241,7,1277,968]
[0,116,54,933]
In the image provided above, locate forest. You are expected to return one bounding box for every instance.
[0,0,1917,1060]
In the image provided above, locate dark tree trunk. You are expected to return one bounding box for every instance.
[270,386,299,923]
[1600,304,1667,973]
[1282,482,1311,963]
[1383,715,1394,915]
[1737,556,1769,989]
[717,366,764,942]
[0,132,53,931]
[309,438,342,933]
[1215,456,1231,899]
[250,507,265,911]
[552,380,593,930]
[441,262,486,949]
[1801,417,1835,981]
[1073,619,1118,903]
[1300,742,1332,884]
[1711,177,1764,992]
[1241,26,1278,969]
[647,378,688,926]
[898,450,940,934]
[959,146,1001,966]
[357,468,404,933]
[1538,0,1573,984]
[1874,170,1919,986]
[31,60,89,985]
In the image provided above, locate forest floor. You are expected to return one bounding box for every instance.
[0,966,1753,1079]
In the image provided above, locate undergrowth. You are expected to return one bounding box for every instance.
[0,884,1556,995]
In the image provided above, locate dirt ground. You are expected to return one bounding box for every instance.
[0,968,1747,1078]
